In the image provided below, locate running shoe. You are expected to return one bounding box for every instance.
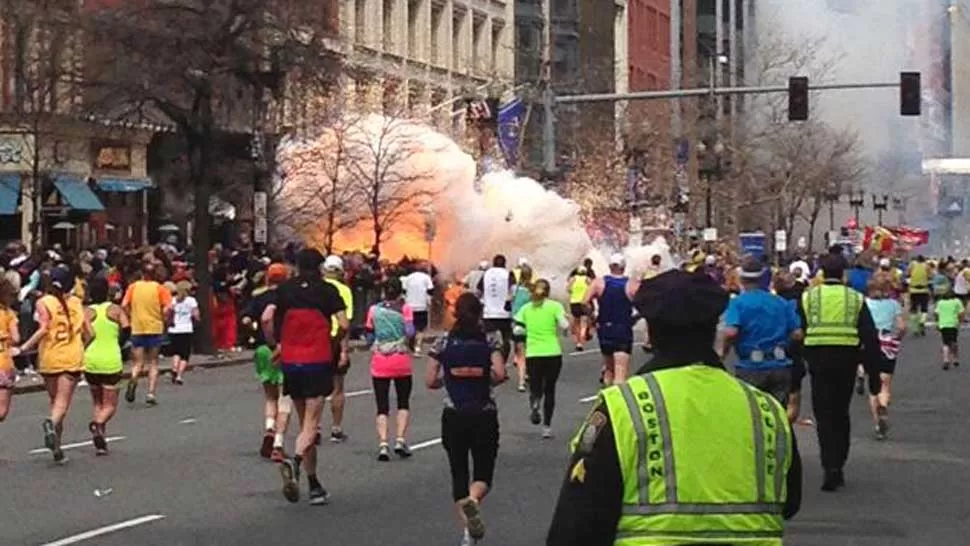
[279,458,301,503]
[955,361,961,368]
[90,421,108,455]
[330,429,349,443]
[42,418,56,451]
[170,372,178,385]
[174,376,184,386]
[145,393,158,406]
[542,427,554,439]
[394,439,412,458]
[270,447,286,463]
[517,384,526,393]
[876,406,890,439]
[260,432,274,459]
[308,484,330,506]
[52,447,66,465]
[459,497,486,540]
[314,430,322,446]
[944,362,951,371]
[377,443,391,461]
[575,344,584,352]
[874,426,886,441]
[77,378,88,388]
[529,400,541,425]
[459,528,473,546]
[124,381,137,403]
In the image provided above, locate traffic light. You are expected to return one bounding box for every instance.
[788,77,809,121]
[900,71,921,116]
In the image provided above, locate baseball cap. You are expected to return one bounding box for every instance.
[609,253,625,266]
[879,257,891,268]
[50,267,75,292]
[267,263,289,283]
[323,255,344,271]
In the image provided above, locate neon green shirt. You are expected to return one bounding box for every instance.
[514,299,566,358]
[936,297,964,329]
[324,278,353,336]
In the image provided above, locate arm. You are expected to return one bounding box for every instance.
[894,302,907,336]
[81,308,95,347]
[582,278,603,307]
[788,303,805,342]
[19,302,50,353]
[490,347,507,385]
[403,305,416,339]
[110,304,131,346]
[720,299,742,357]
[546,405,622,546]
[556,304,570,332]
[856,303,883,395]
[8,314,19,346]
[261,304,278,347]
[426,356,443,389]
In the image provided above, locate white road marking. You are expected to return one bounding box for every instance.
[410,438,443,451]
[178,418,197,424]
[579,394,599,403]
[327,388,372,401]
[29,436,127,455]
[40,514,165,546]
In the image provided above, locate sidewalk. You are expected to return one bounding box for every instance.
[12,331,444,395]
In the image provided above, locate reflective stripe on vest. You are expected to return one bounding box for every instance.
[601,368,791,545]
[802,284,862,347]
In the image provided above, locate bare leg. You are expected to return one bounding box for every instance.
[330,375,345,432]
[129,347,145,386]
[96,386,119,425]
[376,414,388,444]
[515,342,526,389]
[0,388,10,421]
[293,396,324,474]
[612,352,630,385]
[146,347,161,397]
[395,409,410,442]
[263,384,280,430]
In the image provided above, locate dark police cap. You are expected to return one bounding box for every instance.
[633,269,729,328]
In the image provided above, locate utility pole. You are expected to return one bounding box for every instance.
[540,0,555,177]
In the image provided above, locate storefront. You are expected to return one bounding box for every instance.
[0,117,157,250]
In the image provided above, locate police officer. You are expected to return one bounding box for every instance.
[547,270,802,546]
[799,253,881,492]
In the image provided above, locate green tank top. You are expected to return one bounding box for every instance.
[84,302,123,374]
[569,276,589,304]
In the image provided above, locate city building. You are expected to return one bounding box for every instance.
[337,0,515,133]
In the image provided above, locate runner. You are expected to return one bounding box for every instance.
[583,253,638,386]
[478,255,516,362]
[403,261,434,355]
[168,280,199,385]
[864,276,905,440]
[244,263,289,460]
[566,266,590,351]
[0,277,19,423]
[323,256,353,443]
[17,267,93,464]
[365,278,415,461]
[123,262,173,406]
[510,265,534,392]
[82,277,128,455]
[906,255,930,336]
[513,278,568,439]
[264,249,348,505]
[935,288,964,371]
[426,293,507,546]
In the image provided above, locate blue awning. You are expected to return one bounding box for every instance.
[96,177,153,192]
[0,174,20,215]
[53,175,105,211]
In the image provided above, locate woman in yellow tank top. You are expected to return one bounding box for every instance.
[17,267,94,463]
[0,277,20,423]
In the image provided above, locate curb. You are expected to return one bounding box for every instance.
[12,355,253,395]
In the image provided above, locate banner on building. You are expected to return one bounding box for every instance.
[497,97,525,168]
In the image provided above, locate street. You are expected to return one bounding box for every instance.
[2,331,970,546]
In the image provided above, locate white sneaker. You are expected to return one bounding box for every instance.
[542,427,553,439]
[460,528,473,546]
[77,378,89,388]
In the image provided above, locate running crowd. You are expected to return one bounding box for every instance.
[2,235,967,545]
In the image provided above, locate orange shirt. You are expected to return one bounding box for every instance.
[0,308,16,372]
[38,295,85,374]
[123,280,173,335]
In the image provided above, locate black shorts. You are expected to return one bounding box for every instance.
[600,339,633,356]
[84,372,122,387]
[910,293,930,313]
[413,311,429,332]
[281,364,335,400]
[331,339,350,377]
[569,303,587,318]
[167,333,193,360]
[941,327,959,346]
[879,357,897,375]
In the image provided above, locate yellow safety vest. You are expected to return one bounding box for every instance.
[801,284,862,347]
[579,366,791,546]
[908,262,929,294]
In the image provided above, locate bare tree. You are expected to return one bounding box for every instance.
[82,0,340,350]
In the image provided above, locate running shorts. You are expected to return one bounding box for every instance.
[84,372,122,387]
[569,303,587,318]
[599,338,633,356]
[941,327,959,346]
[909,293,929,313]
[879,357,897,375]
[254,345,283,385]
[282,364,334,400]
[413,311,430,332]
[131,334,167,349]
[167,333,193,360]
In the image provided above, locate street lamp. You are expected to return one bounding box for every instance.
[823,184,840,230]
[849,189,865,225]
[696,139,724,229]
[872,194,889,226]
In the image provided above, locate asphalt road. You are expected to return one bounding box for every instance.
[1,330,969,546]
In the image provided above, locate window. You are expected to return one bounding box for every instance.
[383,79,399,114]
[660,13,670,55]
[383,0,394,53]
[647,7,658,50]
[517,23,534,51]
[491,23,503,74]
[408,0,420,58]
[472,15,485,74]
[452,9,465,70]
[431,3,443,64]
[355,0,366,44]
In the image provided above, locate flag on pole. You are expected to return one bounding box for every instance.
[497,97,525,168]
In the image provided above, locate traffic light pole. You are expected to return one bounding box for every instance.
[541,80,902,171]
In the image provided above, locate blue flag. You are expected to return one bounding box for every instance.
[497,97,525,168]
